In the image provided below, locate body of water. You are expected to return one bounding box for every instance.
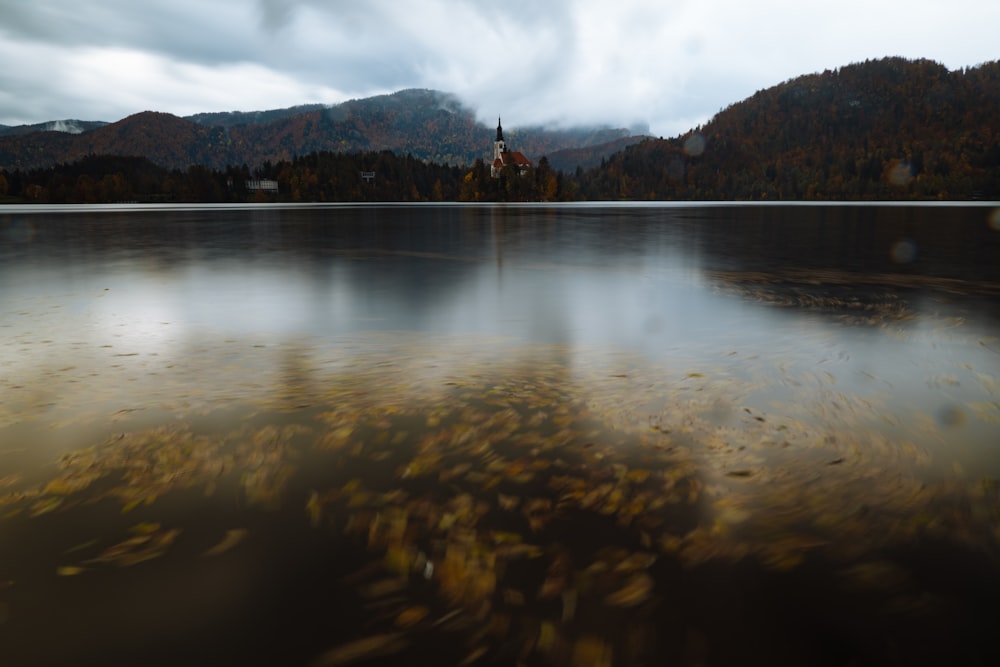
[1,203,999,666]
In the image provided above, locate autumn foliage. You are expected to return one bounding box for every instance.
[575,58,1000,200]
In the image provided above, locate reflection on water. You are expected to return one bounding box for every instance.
[1,203,999,666]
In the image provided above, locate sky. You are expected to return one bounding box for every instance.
[0,0,997,138]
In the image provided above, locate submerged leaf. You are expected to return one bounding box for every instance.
[571,635,613,667]
[44,474,96,495]
[306,490,323,528]
[29,497,62,517]
[310,633,408,666]
[458,645,489,666]
[202,529,248,557]
[394,605,429,628]
[62,538,99,555]
[129,522,161,535]
[605,572,654,607]
[360,578,408,599]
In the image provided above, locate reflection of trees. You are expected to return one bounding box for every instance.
[690,205,1000,284]
[706,269,919,326]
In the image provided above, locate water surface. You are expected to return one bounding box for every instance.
[1,203,999,666]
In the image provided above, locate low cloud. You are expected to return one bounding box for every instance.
[1,0,997,136]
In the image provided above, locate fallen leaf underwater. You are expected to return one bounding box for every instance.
[2,311,1000,666]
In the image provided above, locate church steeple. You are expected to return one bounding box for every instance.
[494,115,507,165]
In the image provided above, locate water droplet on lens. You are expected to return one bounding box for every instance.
[937,405,965,428]
[683,133,705,157]
[890,239,917,263]
[6,220,34,244]
[887,160,913,186]
[988,207,1000,231]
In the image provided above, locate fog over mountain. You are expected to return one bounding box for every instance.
[0,88,648,171]
[1,1,997,137]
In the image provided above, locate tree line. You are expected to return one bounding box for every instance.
[0,151,577,204]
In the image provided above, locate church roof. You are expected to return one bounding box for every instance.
[494,151,531,170]
[506,151,531,166]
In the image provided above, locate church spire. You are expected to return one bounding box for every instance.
[496,116,504,142]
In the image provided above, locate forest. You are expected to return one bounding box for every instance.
[1,58,998,203]
[574,58,1000,201]
[0,152,572,204]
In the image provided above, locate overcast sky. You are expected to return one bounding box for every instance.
[1,0,997,137]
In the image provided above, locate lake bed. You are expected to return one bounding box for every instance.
[2,203,999,666]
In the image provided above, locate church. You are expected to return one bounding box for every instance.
[490,117,532,178]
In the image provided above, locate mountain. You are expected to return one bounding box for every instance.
[185,104,328,128]
[0,111,230,172]
[577,57,1000,200]
[0,89,645,172]
[0,119,107,137]
[184,90,646,168]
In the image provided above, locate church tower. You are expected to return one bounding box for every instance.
[494,116,506,161]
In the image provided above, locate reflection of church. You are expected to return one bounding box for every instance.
[490,117,532,178]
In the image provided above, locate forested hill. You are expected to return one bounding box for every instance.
[0,119,107,137]
[577,58,1000,200]
[0,89,642,172]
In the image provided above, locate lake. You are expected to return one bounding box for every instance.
[1,202,1000,666]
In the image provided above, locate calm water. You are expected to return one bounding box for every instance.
[1,203,1000,666]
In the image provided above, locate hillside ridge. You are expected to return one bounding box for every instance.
[0,89,643,172]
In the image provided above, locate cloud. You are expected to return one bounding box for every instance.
[257,0,299,31]
[1,0,998,136]
[0,38,355,122]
